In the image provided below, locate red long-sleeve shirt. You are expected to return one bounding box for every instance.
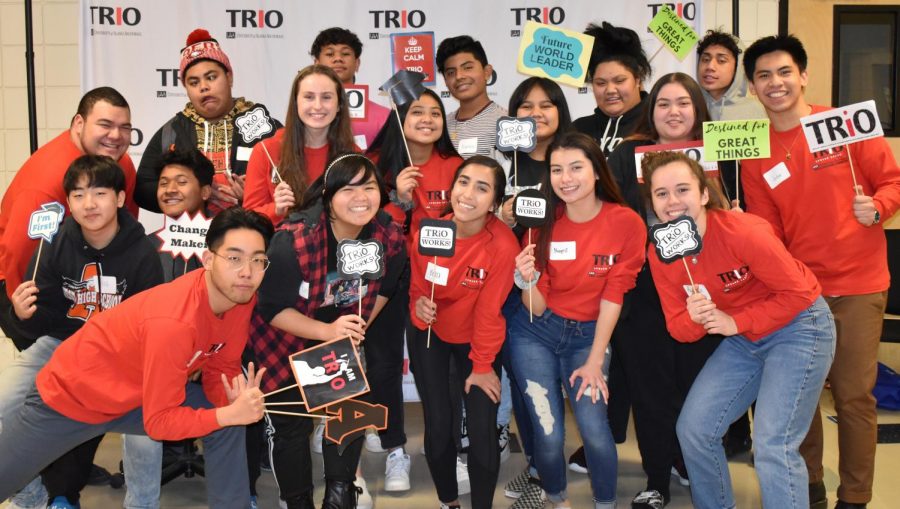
[0,131,138,296]
[36,269,254,441]
[741,105,900,296]
[649,210,820,342]
[409,215,518,373]
[532,203,646,322]
[381,150,464,238]
[242,128,331,223]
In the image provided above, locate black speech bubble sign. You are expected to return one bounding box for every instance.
[496,116,537,153]
[418,218,456,257]
[336,239,384,280]
[379,70,427,106]
[648,215,703,263]
[513,188,550,228]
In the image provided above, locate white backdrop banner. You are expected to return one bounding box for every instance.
[80,0,703,401]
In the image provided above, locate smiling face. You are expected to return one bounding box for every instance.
[549,147,598,208]
[403,94,444,147]
[450,163,497,231]
[747,50,808,116]
[698,44,737,100]
[296,72,340,138]
[67,176,125,247]
[653,83,696,144]
[314,43,360,84]
[441,52,492,103]
[591,61,642,117]
[71,100,132,160]
[183,61,234,122]
[157,164,211,218]
[329,169,380,231]
[649,160,709,224]
[516,85,560,142]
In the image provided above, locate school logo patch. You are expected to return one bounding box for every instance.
[62,263,126,321]
[716,265,753,293]
[588,253,619,278]
[461,266,488,290]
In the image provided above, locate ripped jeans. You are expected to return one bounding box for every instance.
[507,306,617,508]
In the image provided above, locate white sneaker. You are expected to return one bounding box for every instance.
[365,429,386,453]
[355,476,374,509]
[456,456,470,495]
[384,448,411,492]
[311,421,325,454]
[498,423,510,463]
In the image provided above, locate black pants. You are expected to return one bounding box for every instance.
[408,327,499,509]
[264,386,363,505]
[612,266,722,495]
[362,264,409,450]
[41,435,103,503]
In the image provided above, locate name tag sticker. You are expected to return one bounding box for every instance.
[763,162,791,189]
[353,134,368,151]
[549,241,576,261]
[236,146,253,162]
[299,281,310,299]
[100,275,117,294]
[458,137,478,155]
[683,283,711,300]
[425,262,449,286]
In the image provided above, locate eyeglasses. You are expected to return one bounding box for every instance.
[211,251,271,272]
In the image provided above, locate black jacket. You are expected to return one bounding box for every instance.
[573,92,649,156]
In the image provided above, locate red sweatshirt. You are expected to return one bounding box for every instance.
[0,131,138,296]
[382,151,464,236]
[243,128,332,223]
[649,210,821,342]
[532,203,646,322]
[742,105,900,296]
[36,269,254,441]
[409,214,518,373]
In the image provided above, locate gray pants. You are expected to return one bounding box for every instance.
[0,382,249,509]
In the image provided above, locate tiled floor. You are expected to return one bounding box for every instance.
[1,338,898,508]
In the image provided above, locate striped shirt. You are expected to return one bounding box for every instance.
[447,101,507,162]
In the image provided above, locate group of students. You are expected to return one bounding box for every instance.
[0,17,896,509]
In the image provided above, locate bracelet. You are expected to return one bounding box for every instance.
[389,190,414,211]
[514,269,540,290]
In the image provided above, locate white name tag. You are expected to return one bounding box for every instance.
[549,241,576,260]
[236,145,253,162]
[458,137,478,155]
[100,275,117,294]
[683,283,711,300]
[763,162,790,189]
[425,262,449,286]
[353,134,368,151]
[299,281,310,299]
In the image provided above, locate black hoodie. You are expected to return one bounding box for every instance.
[12,209,164,345]
[573,91,649,156]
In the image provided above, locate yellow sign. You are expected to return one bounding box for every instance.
[702,120,771,161]
[516,21,594,87]
[647,5,700,60]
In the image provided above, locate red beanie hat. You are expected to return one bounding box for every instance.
[179,28,233,80]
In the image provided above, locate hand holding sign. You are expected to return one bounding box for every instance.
[27,201,65,282]
[649,215,703,288]
[513,189,549,322]
[418,219,456,346]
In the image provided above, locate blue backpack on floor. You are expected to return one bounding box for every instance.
[874,362,900,410]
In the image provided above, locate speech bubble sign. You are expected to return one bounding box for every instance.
[290,337,370,414]
[702,119,771,162]
[496,116,537,153]
[337,239,384,280]
[649,215,703,263]
[344,84,369,121]
[27,202,65,242]
[647,5,700,60]
[634,141,718,183]
[390,32,437,86]
[801,100,884,153]
[517,21,594,87]
[418,218,457,257]
[234,106,275,144]
[513,188,550,229]
[154,211,211,261]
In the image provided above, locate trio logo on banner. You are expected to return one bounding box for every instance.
[155,68,185,99]
[88,5,142,36]
[224,8,284,39]
[801,100,884,153]
[647,2,697,21]
[509,7,566,37]
[369,9,426,39]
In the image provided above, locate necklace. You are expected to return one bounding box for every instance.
[773,128,803,160]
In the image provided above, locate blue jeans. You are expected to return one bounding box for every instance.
[122,434,162,509]
[676,296,835,509]
[507,306,616,507]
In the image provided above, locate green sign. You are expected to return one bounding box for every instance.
[647,5,700,60]
[702,120,771,161]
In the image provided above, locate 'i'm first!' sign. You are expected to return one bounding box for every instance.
[801,100,884,153]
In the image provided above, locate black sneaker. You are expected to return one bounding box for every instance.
[504,468,532,499]
[834,501,866,509]
[631,490,667,509]
[87,464,112,486]
[510,478,546,509]
[723,435,752,458]
[567,446,588,474]
[809,481,827,509]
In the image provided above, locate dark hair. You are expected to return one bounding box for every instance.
[743,34,808,80]
[640,151,726,217]
[506,77,573,159]
[281,65,356,213]
[300,153,388,218]
[584,22,651,82]
[366,88,459,183]
[63,155,126,194]
[535,132,625,269]
[157,149,215,187]
[206,206,274,252]
[436,35,489,74]
[629,72,710,142]
[75,87,129,120]
[697,30,741,60]
[445,155,506,213]
[310,27,363,59]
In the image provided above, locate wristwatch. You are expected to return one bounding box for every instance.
[873,211,881,225]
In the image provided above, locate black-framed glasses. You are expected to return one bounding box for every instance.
[211,251,271,272]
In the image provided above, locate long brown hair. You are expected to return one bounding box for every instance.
[280,65,356,210]
[628,72,709,143]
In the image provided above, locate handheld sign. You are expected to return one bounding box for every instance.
[290,337,370,413]
[513,188,549,228]
[649,215,703,263]
[496,117,537,153]
[801,100,884,153]
[418,218,457,257]
[702,120,771,162]
[233,106,275,145]
[517,21,594,87]
[337,239,384,280]
[380,70,427,107]
[635,141,718,183]
[155,211,211,262]
[344,85,369,121]
[647,5,700,61]
[27,202,64,242]
[324,399,388,452]
[390,32,437,86]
